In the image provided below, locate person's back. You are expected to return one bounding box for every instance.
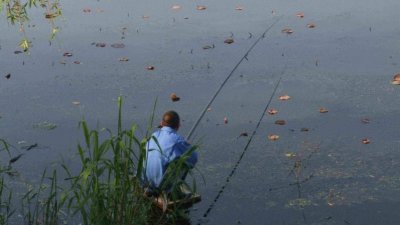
[143,111,198,190]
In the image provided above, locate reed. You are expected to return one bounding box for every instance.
[63,96,199,225]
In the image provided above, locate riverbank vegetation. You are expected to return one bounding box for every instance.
[0,97,199,225]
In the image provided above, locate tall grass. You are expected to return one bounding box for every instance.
[0,96,199,225]
[63,96,199,225]
[0,140,14,225]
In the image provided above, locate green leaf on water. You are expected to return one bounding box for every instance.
[33,121,57,130]
[19,38,30,51]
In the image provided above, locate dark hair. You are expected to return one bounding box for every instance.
[162,110,180,129]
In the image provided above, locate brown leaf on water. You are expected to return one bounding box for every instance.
[361,118,371,124]
[63,52,73,57]
[171,5,182,10]
[239,132,248,137]
[224,38,234,44]
[279,95,291,100]
[362,138,370,144]
[281,28,294,34]
[119,57,129,62]
[296,12,304,18]
[170,93,180,102]
[196,5,207,10]
[5,73,11,79]
[268,134,279,141]
[319,108,328,113]
[235,6,244,11]
[307,22,316,28]
[95,43,106,47]
[267,108,278,115]
[392,73,400,85]
[224,117,228,124]
[111,43,125,48]
[301,128,309,132]
[275,120,286,125]
[146,66,155,70]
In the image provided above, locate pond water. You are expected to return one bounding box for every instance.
[1,0,400,224]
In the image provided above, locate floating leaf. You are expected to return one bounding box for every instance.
[19,38,30,51]
[146,66,155,70]
[285,152,296,158]
[275,120,286,125]
[235,6,244,11]
[111,43,125,48]
[171,5,181,10]
[83,8,91,13]
[319,108,328,113]
[95,43,106,47]
[203,44,214,50]
[72,101,81,105]
[196,5,207,10]
[119,57,129,62]
[63,52,73,57]
[5,73,11,79]
[301,128,309,132]
[239,132,248,137]
[224,117,228,124]
[281,28,294,34]
[267,108,278,115]
[74,61,81,64]
[361,118,371,124]
[307,22,316,28]
[170,93,180,102]
[392,73,400,85]
[268,134,279,141]
[362,138,370,144]
[33,121,57,130]
[279,95,291,100]
[296,12,304,18]
[224,38,234,44]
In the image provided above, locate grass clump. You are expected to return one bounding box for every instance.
[63,96,199,225]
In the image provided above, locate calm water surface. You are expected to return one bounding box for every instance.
[1,0,400,224]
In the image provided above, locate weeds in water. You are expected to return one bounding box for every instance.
[63,96,199,225]
[0,96,199,225]
[22,169,65,225]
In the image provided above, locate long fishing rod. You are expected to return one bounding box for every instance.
[186,16,282,140]
[199,72,284,222]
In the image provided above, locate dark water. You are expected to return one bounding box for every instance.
[1,0,400,224]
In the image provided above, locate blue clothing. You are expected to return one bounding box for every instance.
[143,126,198,189]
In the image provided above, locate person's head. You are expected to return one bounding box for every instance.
[161,110,180,130]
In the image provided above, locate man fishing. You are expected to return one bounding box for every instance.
[142,110,198,195]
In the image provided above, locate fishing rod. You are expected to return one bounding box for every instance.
[200,73,284,222]
[186,16,282,140]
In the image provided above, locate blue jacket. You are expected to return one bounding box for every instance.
[143,126,198,188]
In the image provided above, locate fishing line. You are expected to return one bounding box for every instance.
[186,16,282,140]
[200,71,285,222]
